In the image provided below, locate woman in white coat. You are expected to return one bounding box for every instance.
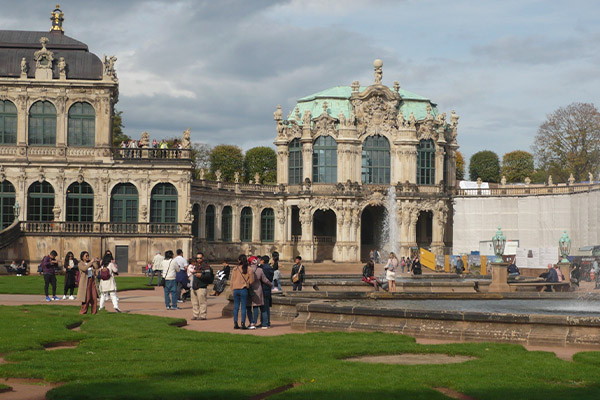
[98,254,121,312]
[384,252,398,293]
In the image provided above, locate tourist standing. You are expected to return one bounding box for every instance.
[272,252,282,292]
[190,252,213,320]
[174,249,188,272]
[593,259,600,289]
[148,251,164,285]
[41,250,59,301]
[231,254,255,329]
[258,256,274,329]
[400,256,406,273]
[62,252,78,300]
[98,254,121,313]
[291,256,305,291]
[78,251,100,314]
[161,250,180,310]
[384,252,398,292]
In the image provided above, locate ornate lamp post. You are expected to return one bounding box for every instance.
[558,231,571,263]
[491,227,506,263]
[13,201,20,221]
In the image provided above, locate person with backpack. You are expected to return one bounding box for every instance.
[290,256,305,291]
[231,254,255,329]
[190,252,213,320]
[41,250,60,302]
[98,254,121,313]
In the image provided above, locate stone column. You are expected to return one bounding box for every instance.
[199,207,206,240]
[408,210,419,248]
[17,96,28,147]
[435,145,445,185]
[55,96,67,148]
[301,142,313,182]
[215,207,222,241]
[252,207,261,244]
[405,149,418,184]
[276,144,289,185]
[447,146,458,188]
[489,262,510,292]
[232,206,240,242]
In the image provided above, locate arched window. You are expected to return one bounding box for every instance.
[221,206,232,242]
[205,205,215,241]
[192,204,200,238]
[312,135,337,183]
[260,208,275,242]
[288,138,302,185]
[27,181,55,221]
[68,102,95,147]
[0,181,16,229]
[240,207,253,242]
[362,135,390,184]
[417,139,435,185]
[110,183,138,223]
[150,183,178,224]
[0,100,17,145]
[28,101,56,146]
[66,182,94,222]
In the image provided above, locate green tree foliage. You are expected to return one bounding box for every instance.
[501,151,534,183]
[191,142,212,179]
[208,145,244,182]
[456,151,465,181]
[532,102,600,182]
[244,146,277,184]
[112,109,130,147]
[469,150,500,182]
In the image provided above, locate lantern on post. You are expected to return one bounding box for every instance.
[492,227,506,262]
[558,231,571,263]
[13,201,20,221]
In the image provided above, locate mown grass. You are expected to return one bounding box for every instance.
[0,305,599,399]
[0,275,151,295]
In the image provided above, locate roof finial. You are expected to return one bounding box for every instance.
[373,59,383,84]
[50,5,64,34]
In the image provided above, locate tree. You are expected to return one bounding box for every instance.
[469,150,500,182]
[208,145,244,182]
[456,151,465,181]
[532,102,600,182]
[191,142,212,178]
[112,109,130,147]
[244,146,277,184]
[501,151,534,183]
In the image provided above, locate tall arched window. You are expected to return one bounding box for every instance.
[0,100,17,145]
[240,207,253,242]
[205,205,215,241]
[312,135,337,183]
[261,208,275,242]
[27,181,55,221]
[110,183,138,223]
[0,181,16,229]
[68,102,95,147]
[288,138,302,185]
[192,204,200,238]
[221,206,232,242]
[362,135,390,184]
[66,182,94,222]
[28,101,56,146]
[150,183,178,227]
[417,139,435,185]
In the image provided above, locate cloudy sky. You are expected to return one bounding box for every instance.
[3,0,600,165]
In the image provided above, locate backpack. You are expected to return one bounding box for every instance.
[100,267,111,281]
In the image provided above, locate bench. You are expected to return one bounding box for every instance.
[508,281,571,292]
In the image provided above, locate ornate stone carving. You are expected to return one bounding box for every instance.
[234,171,240,183]
[37,166,45,183]
[20,57,28,77]
[0,166,4,182]
[52,205,61,221]
[302,110,311,127]
[182,128,191,149]
[95,204,104,221]
[254,172,260,184]
[103,55,118,81]
[351,80,360,94]
[140,205,148,220]
[34,37,54,79]
[311,197,337,211]
[312,111,338,139]
[215,170,222,182]
[352,91,399,138]
[199,168,205,180]
[184,205,193,223]
[140,131,150,148]
[367,191,385,207]
[284,120,301,139]
[276,200,286,225]
[373,59,383,84]
[338,111,346,127]
[58,57,67,78]
[393,81,400,94]
[76,168,84,183]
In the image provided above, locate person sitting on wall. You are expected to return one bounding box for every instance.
[570,262,581,287]
[507,262,520,276]
[362,260,382,291]
[539,264,558,292]
[412,256,422,276]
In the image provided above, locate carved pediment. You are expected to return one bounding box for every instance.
[284,120,302,139]
[312,112,338,139]
[34,37,54,70]
[351,86,400,138]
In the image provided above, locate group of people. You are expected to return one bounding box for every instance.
[7,260,27,276]
[362,252,422,292]
[118,138,184,159]
[39,249,121,314]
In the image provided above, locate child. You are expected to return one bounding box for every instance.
[272,252,282,292]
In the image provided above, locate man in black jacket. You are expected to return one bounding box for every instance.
[291,256,305,291]
[258,256,274,329]
[191,252,213,320]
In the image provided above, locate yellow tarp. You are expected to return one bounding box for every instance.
[419,248,436,271]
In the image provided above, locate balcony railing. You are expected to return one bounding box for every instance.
[20,221,190,236]
[112,147,191,161]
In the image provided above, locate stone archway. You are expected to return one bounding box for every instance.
[360,205,386,262]
[313,209,336,261]
[416,210,433,250]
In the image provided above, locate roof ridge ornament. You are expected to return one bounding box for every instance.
[373,59,383,84]
[50,5,65,34]
[34,37,54,79]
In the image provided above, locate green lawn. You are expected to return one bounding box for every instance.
[0,275,152,295]
[0,305,599,399]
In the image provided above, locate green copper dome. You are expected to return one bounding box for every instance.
[289,85,438,125]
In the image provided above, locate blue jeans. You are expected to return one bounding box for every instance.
[164,280,178,308]
[149,269,161,285]
[273,279,282,291]
[233,289,248,325]
[252,306,261,325]
[293,281,302,291]
[262,290,271,327]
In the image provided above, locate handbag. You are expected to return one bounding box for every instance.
[239,267,255,299]
[159,261,173,287]
[292,265,303,283]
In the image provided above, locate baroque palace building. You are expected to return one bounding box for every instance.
[191,60,459,262]
[0,7,193,272]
